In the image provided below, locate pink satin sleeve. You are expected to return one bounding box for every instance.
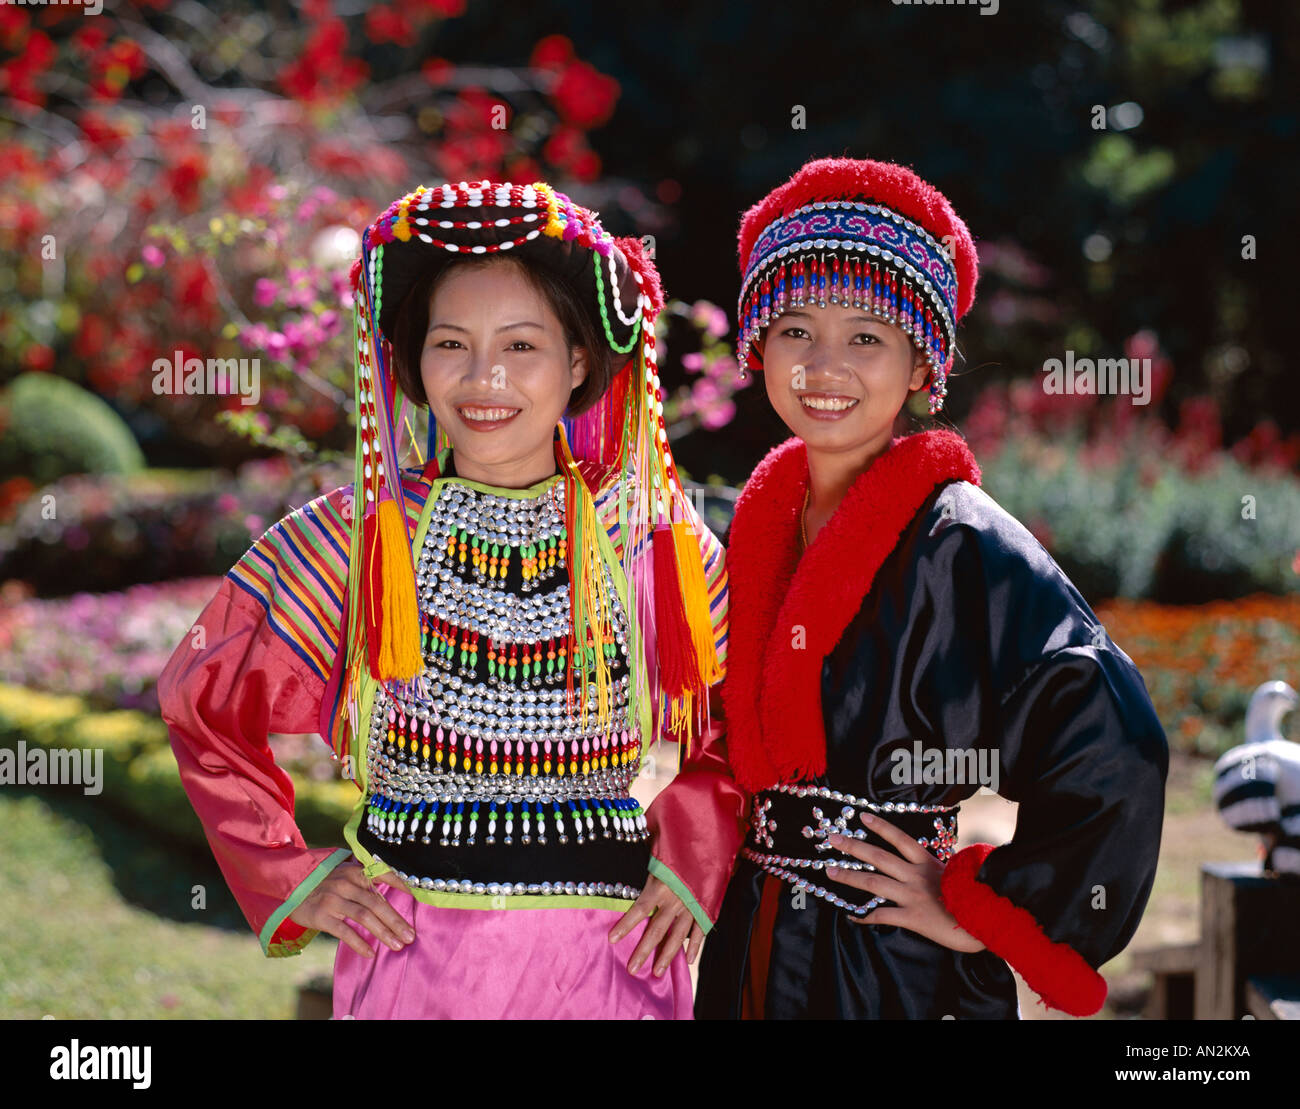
[156,578,348,956]
[645,686,750,930]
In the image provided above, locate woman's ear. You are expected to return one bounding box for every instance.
[907,346,930,392]
[569,346,590,392]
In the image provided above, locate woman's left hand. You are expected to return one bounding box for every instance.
[608,875,704,977]
[825,812,986,953]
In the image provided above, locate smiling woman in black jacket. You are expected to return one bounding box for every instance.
[647,155,1169,1020]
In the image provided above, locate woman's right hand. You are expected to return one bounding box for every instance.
[288,859,416,958]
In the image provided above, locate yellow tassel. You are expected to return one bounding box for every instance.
[670,519,723,685]
[376,496,423,680]
[557,423,614,733]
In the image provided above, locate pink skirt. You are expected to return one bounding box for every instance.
[331,880,693,1019]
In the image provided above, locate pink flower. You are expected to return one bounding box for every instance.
[253,278,279,307]
[692,378,721,405]
[141,244,165,267]
[682,352,704,373]
[706,355,739,381]
[700,399,735,430]
[240,322,269,349]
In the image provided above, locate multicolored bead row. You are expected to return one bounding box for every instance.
[416,482,627,691]
[736,200,960,413]
[365,792,647,847]
[436,525,566,591]
[374,703,640,778]
[369,182,559,253]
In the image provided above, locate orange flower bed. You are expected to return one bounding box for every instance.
[1094,594,1300,756]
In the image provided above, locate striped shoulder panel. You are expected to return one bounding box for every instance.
[696,513,729,669]
[591,478,729,669]
[226,467,434,684]
[592,477,627,560]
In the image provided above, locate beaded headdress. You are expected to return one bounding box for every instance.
[328,180,721,761]
[736,157,979,413]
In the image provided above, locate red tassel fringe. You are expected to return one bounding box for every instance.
[652,525,698,704]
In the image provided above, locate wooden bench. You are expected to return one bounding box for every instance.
[1129,942,1198,1019]
[1196,862,1300,1018]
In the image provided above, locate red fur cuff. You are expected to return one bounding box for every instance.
[940,843,1108,1017]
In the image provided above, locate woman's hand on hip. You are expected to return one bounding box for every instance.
[288,859,416,958]
[825,813,986,954]
[608,875,704,977]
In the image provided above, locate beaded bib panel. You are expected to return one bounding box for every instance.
[356,476,650,901]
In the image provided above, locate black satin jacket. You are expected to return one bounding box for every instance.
[696,480,1169,1019]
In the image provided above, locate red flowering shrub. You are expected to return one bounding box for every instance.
[0,4,654,474]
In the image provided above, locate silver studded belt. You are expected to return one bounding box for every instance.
[741,784,959,917]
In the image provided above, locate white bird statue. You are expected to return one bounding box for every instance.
[1213,680,1300,877]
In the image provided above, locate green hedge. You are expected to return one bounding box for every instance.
[0,373,145,484]
[0,683,357,852]
[979,434,1300,602]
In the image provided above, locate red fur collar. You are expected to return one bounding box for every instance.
[723,430,981,790]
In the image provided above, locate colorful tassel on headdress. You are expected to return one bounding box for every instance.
[557,421,615,732]
[671,518,723,688]
[652,524,697,706]
[331,233,428,771]
[651,512,723,752]
[373,491,423,679]
[360,504,384,679]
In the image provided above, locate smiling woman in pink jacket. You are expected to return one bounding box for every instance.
[157,178,737,1019]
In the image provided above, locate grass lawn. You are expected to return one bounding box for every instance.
[0,787,337,1019]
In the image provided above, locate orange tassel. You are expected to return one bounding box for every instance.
[671,519,723,686]
[375,495,423,680]
[361,506,385,679]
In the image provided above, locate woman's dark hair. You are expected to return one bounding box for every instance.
[389,254,615,417]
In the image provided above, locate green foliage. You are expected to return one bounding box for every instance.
[214,408,324,461]
[980,433,1300,602]
[0,461,332,596]
[0,683,352,853]
[0,374,145,484]
[1082,134,1177,207]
